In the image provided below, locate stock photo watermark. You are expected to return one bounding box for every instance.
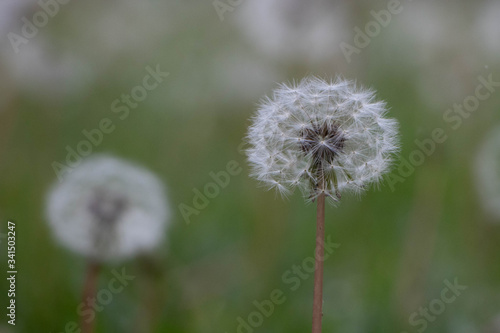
[8,0,73,53]
[179,161,242,224]
[228,235,340,333]
[385,72,500,191]
[51,65,169,182]
[5,221,17,326]
[179,141,246,225]
[55,267,135,333]
[212,0,244,22]
[401,278,467,333]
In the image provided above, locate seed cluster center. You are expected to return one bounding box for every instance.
[88,189,128,224]
[300,122,346,163]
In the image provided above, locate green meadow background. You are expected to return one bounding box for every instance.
[1,0,500,332]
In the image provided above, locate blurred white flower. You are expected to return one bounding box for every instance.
[382,1,495,112]
[46,155,169,262]
[390,1,480,111]
[395,1,460,62]
[414,56,480,111]
[2,38,92,100]
[0,0,92,100]
[209,48,283,103]
[246,76,399,202]
[1,0,172,100]
[475,125,500,221]
[236,0,349,64]
[60,0,172,67]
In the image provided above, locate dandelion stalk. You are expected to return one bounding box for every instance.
[81,261,100,333]
[312,192,325,333]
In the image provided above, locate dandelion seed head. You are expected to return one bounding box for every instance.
[246,76,399,203]
[46,155,169,262]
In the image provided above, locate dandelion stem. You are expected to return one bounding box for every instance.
[312,192,325,333]
[81,261,100,333]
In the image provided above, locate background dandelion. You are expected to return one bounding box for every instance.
[46,155,169,261]
[236,0,350,65]
[46,155,169,333]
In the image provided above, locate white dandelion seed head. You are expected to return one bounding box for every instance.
[46,155,169,262]
[475,125,500,221]
[246,76,399,203]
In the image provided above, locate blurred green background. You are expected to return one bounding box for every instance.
[1,0,500,332]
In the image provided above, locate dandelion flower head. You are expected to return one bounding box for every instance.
[46,155,169,261]
[246,77,399,202]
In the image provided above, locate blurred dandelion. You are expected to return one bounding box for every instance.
[46,155,169,333]
[475,125,500,221]
[47,155,169,260]
[2,39,91,100]
[1,0,172,101]
[237,0,349,64]
[246,76,399,332]
[59,0,172,69]
[0,0,92,101]
[390,1,479,110]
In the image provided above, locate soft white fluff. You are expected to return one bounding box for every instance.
[246,77,399,203]
[46,155,169,261]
